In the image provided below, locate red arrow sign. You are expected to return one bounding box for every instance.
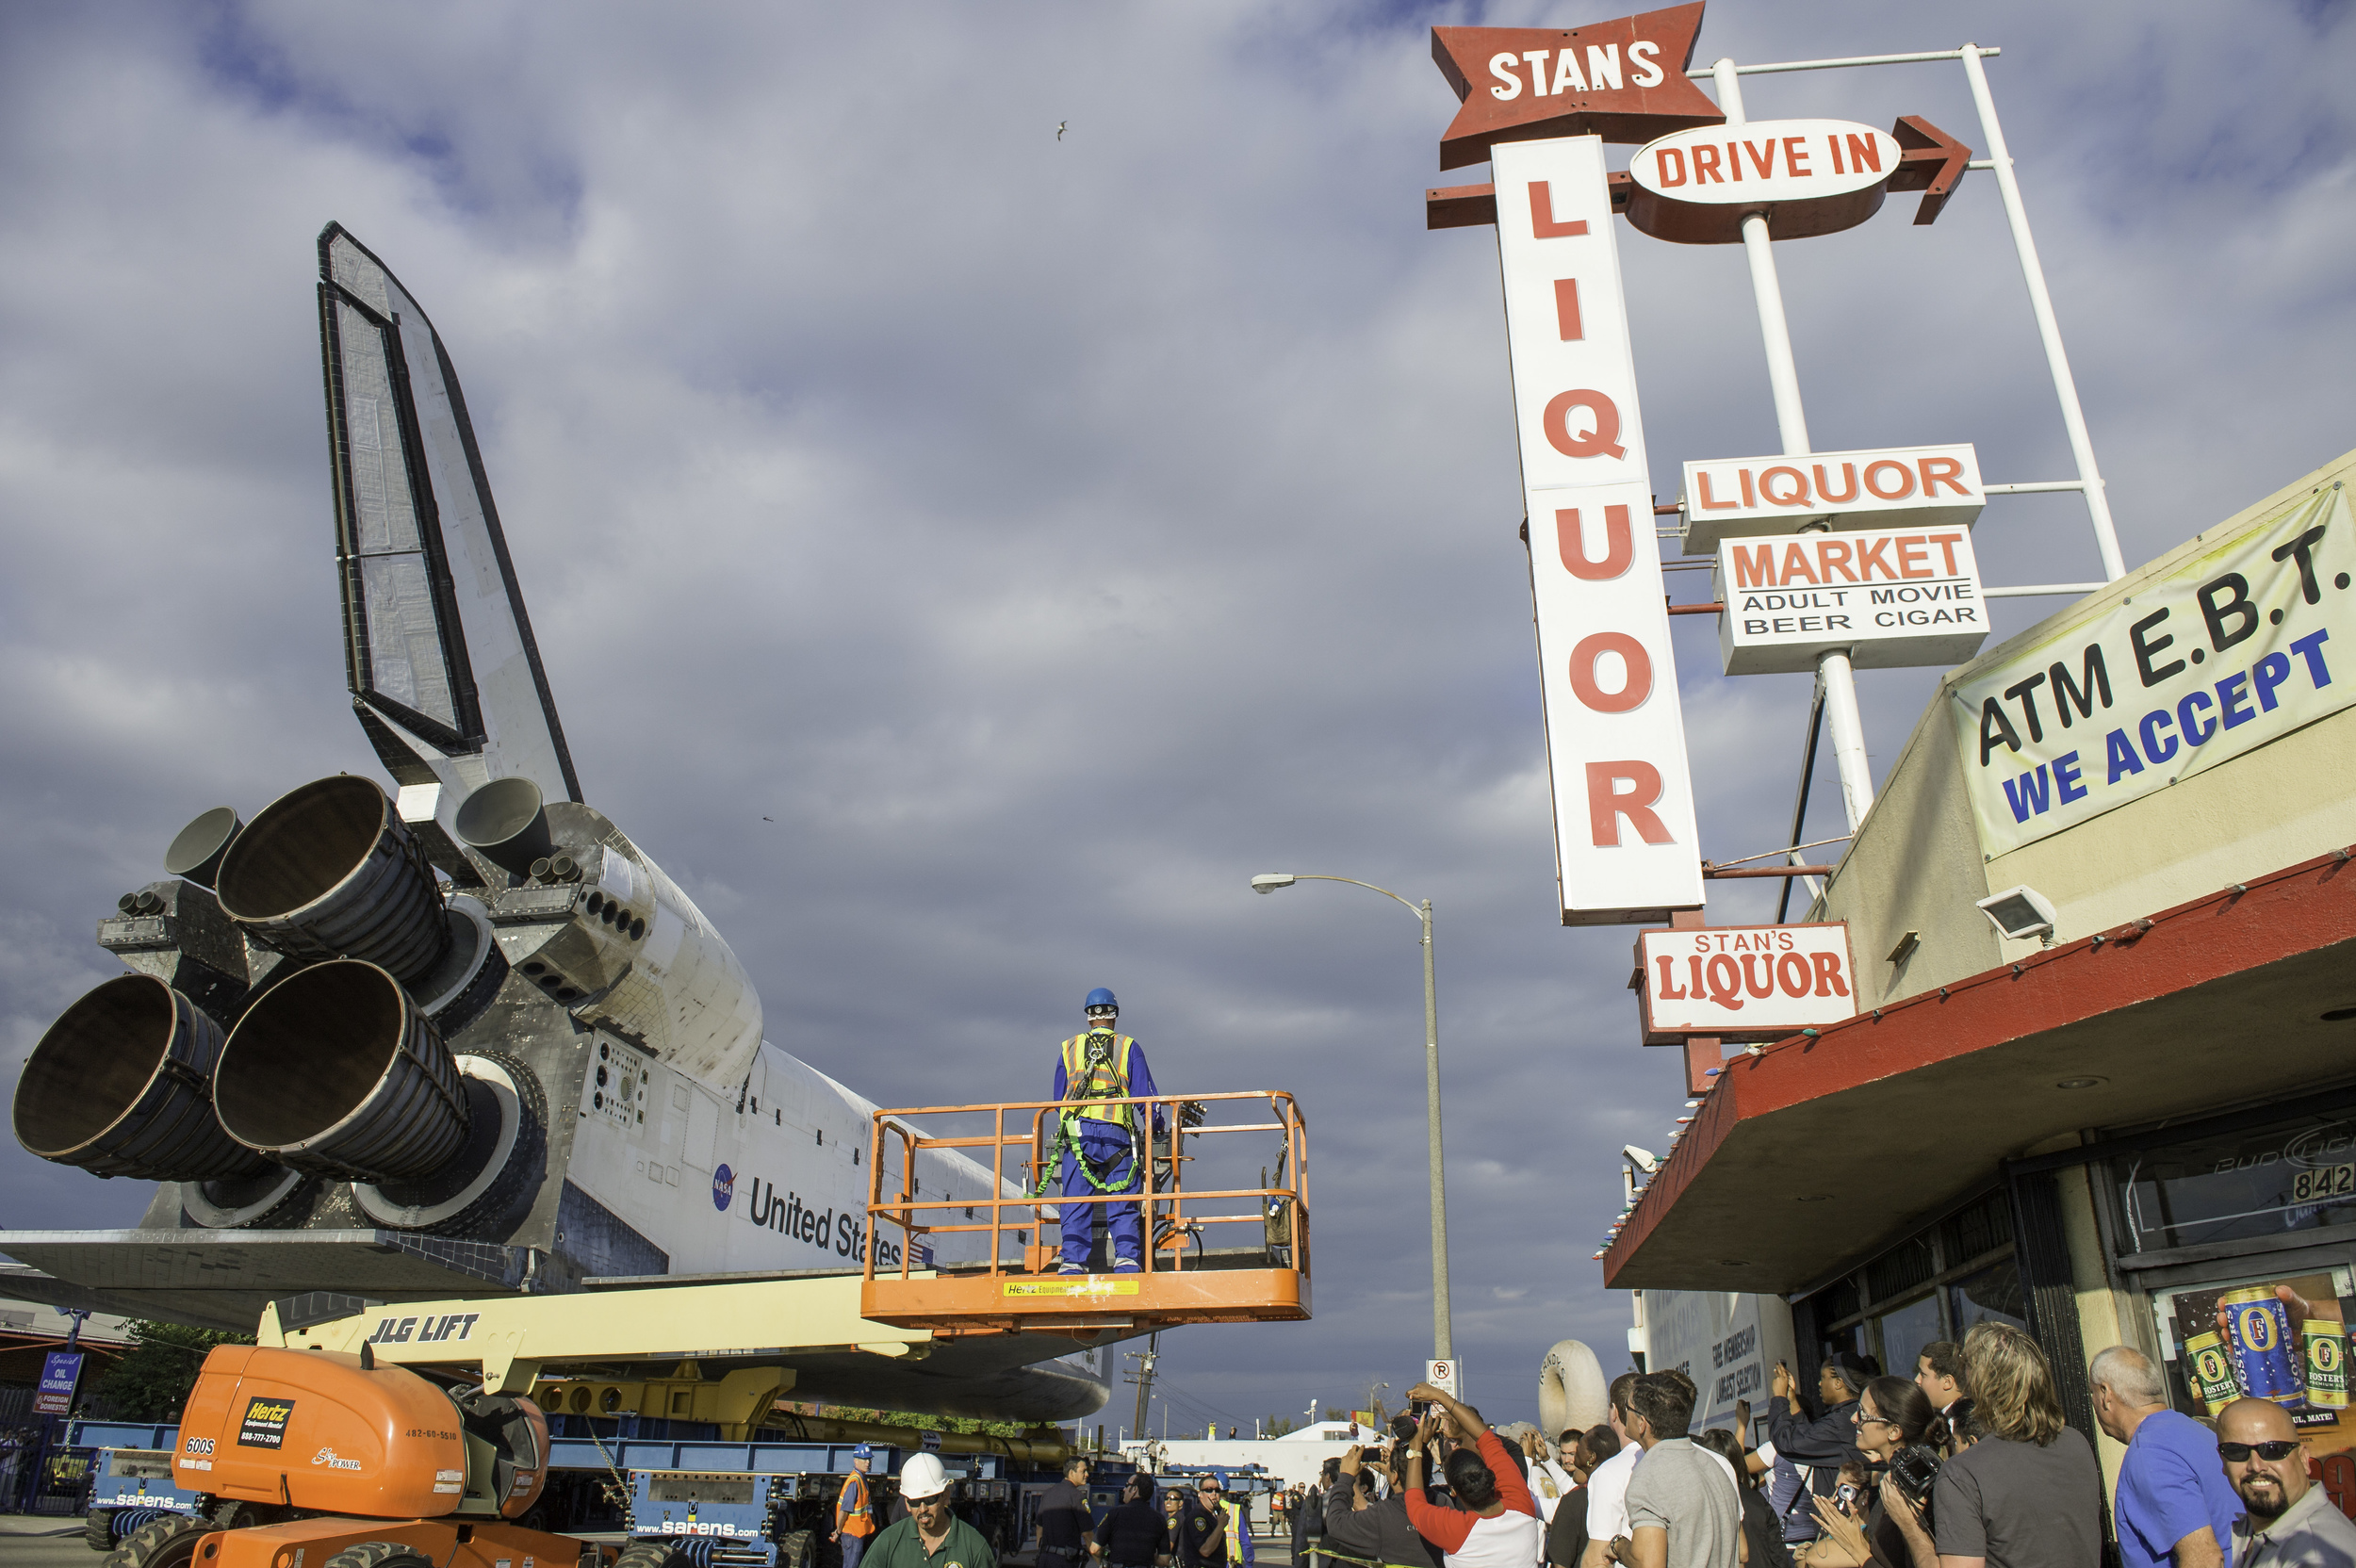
[1887,115,1973,224]
[1430,3,1725,172]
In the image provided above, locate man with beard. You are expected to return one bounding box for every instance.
[2219,1396,2356,1568]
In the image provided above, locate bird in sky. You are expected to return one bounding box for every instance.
[761,816,774,822]
[1056,121,1067,141]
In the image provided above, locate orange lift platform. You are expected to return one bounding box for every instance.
[860,1089,1309,1335]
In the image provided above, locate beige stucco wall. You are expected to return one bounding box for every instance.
[1815,445,2356,1005]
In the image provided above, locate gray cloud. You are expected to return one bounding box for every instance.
[2,0,2349,1429]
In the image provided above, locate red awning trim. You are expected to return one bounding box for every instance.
[1602,844,2356,1283]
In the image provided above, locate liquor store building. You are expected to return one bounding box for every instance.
[1607,444,2356,1498]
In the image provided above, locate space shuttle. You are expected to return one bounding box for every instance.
[1,225,1110,1422]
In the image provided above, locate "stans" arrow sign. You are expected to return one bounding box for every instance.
[1429,3,1725,172]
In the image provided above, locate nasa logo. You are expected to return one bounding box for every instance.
[712,1164,735,1211]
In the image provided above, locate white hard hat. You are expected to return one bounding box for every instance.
[899,1452,951,1500]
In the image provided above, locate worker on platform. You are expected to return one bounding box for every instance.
[834,1443,878,1568]
[1051,988,1165,1274]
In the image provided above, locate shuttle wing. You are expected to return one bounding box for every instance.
[317,223,581,804]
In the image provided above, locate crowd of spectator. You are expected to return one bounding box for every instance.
[1250,1321,2356,1568]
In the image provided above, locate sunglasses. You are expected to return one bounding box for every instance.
[2218,1441,2301,1462]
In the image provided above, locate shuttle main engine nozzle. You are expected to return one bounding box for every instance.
[214,960,471,1182]
[13,974,272,1181]
[215,776,450,983]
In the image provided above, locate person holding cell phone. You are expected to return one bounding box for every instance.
[1398,1382,1541,1568]
[1765,1354,1873,1547]
[1793,1377,1944,1568]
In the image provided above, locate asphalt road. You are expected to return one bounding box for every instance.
[0,1524,91,1568]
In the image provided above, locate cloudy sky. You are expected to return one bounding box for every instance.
[3,0,2351,1434]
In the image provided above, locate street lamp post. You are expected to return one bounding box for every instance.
[1251,872,1452,1359]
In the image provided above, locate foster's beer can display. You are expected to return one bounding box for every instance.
[2221,1286,2303,1404]
[2184,1330,2242,1414]
[2302,1317,2348,1410]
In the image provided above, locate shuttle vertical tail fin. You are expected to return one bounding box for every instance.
[316,222,581,806]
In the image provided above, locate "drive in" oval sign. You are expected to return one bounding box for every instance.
[1626,118,1903,244]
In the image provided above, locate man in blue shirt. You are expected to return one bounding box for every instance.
[1050,988,1165,1273]
[2092,1346,2242,1568]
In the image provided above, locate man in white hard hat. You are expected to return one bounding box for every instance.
[863,1453,998,1568]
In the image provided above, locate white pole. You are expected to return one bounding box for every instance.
[1713,57,1873,829]
[1957,43,2126,583]
[1816,657,1875,829]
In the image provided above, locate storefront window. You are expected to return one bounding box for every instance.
[1802,1189,2021,1380]
[2113,1108,2356,1253]
[1949,1259,2027,1335]
[1876,1293,1943,1383]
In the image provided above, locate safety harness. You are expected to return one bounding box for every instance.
[1040,1029,1143,1195]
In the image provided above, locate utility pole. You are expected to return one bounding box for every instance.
[1123,1332,1160,1440]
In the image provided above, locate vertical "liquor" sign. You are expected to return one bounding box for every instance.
[1496,135,1702,923]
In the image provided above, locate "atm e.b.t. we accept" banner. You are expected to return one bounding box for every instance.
[1950,485,2353,858]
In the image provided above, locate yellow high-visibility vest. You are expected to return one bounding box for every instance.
[1059,1032,1139,1127]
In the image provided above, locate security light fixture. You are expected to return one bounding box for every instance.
[1250,874,1297,894]
[1975,884,2059,943]
[1623,1145,1660,1173]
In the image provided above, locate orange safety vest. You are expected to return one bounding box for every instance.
[839,1471,875,1537]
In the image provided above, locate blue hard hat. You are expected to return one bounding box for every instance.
[853,1444,874,1460]
[1084,988,1118,1012]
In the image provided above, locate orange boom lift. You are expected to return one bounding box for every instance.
[113,1343,591,1568]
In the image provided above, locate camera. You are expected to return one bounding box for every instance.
[1888,1446,1942,1528]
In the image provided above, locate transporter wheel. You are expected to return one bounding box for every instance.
[777,1530,817,1568]
[105,1515,212,1568]
[318,1545,434,1568]
[614,1544,696,1568]
[84,1510,116,1553]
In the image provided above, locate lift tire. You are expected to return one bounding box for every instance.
[614,1544,695,1568]
[105,1515,213,1568]
[777,1531,818,1568]
[86,1511,116,1553]
[319,1545,435,1568]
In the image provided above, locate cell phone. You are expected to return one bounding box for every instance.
[1408,1399,1431,1417]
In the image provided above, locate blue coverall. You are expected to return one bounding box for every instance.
[1053,1038,1164,1270]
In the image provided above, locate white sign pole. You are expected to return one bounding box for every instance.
[1710,57,1876,832]
[1957,44,2126,585]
